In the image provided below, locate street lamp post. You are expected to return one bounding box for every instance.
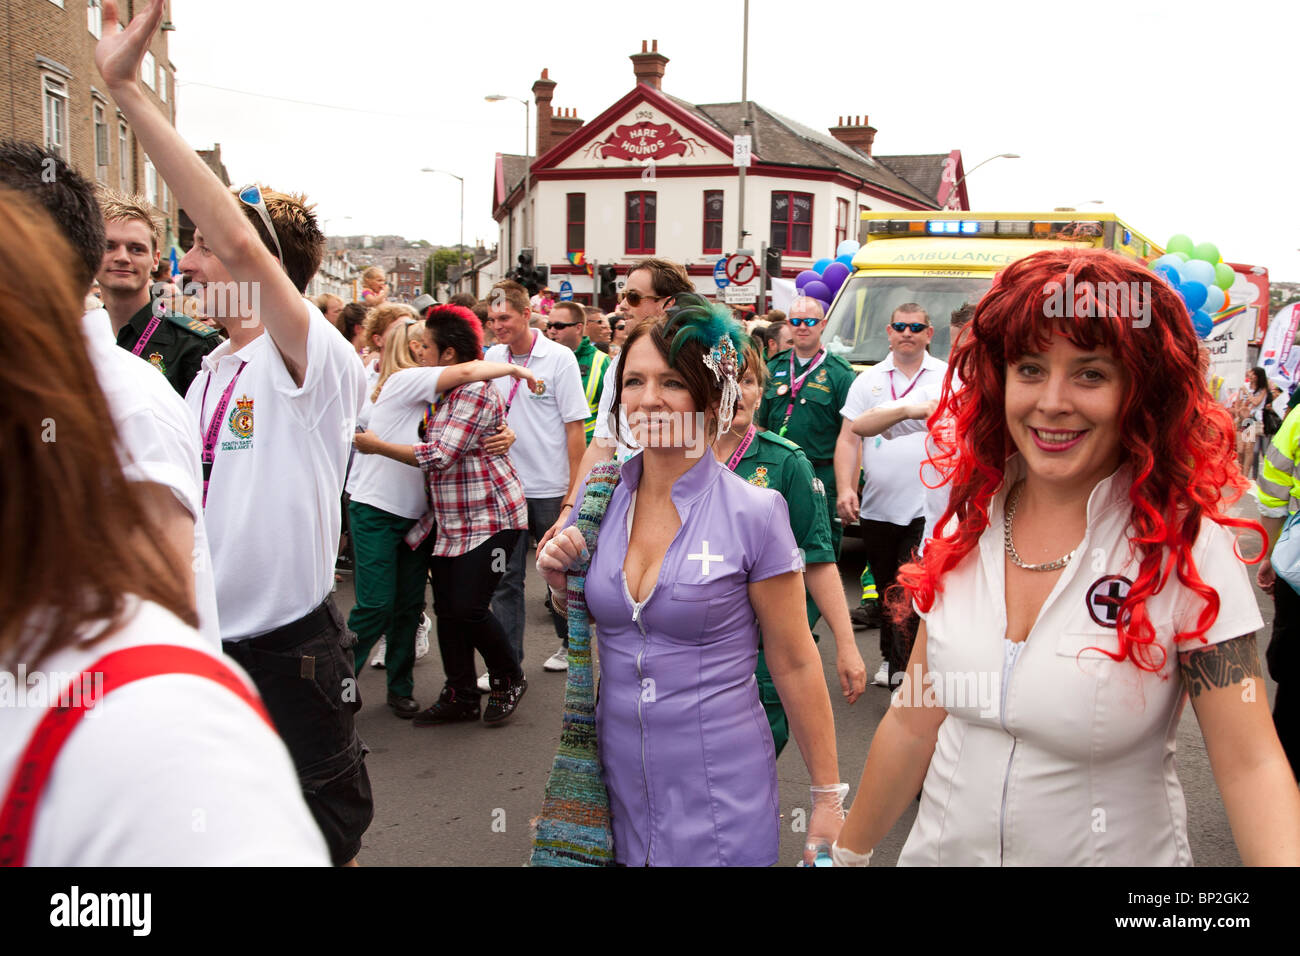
[485,94,531,252]
[945,153,1020,210]
[421,168,465,291]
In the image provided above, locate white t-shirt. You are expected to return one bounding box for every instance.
[901,458,1264,866]
[484,330,589,498]
[592,355,640,463]
[346,366,443,519]
[186,303,367,640]
[81,310,220,649]
[840,351,949,525]
[0,599,329,865]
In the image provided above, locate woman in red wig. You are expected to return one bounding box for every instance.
[833,248,1300,866]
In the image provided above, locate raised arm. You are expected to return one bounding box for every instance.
[435,360,540,395]
[1182,635,1300,865]
[97,0,310,381]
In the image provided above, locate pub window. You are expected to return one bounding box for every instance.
[566,193,585,253]
[625,191,656,255]
[770,191,813,257]
[703,190,724,254]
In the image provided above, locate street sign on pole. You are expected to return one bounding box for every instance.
[732,134,752,168]
[558,280,574,301]
[713,258,730,289]
[725,254,757,286]
[724,287,758,305]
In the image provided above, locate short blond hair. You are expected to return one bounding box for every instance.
[363,302,414,349]
[98,188,161,251]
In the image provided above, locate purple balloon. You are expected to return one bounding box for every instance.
[795,269,821,291]
[821,261,850,292]
[803,280,831,302]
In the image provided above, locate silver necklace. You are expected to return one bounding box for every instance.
[1004,482,1075,572]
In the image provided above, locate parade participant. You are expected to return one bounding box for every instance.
[765,318,794,359]
[609,313,629,356]
[0,139,220,651]
[537,302,846,866]
[98,190,222,395]
[360,266,388,305]
[0,189,328,866]
[355,306,538,725]
[313,293,344,328]
[341,301,369,354]
[833,248,1300,866]
[360,302,410,390]
[836,303,948,687]
[549,301,608,446]
[98,0,372,865]
[586,311,612,349]
[482,280,588,684]
[347,318,537,716]
[714,337,867,749]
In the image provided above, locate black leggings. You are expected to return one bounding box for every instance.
[430,529,525,694]
[860,517,924,680]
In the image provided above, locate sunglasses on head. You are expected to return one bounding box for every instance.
[890,321,930,334]
[619,289,663,307]
[236,184,287,272]
[547,320,581,331]
[789,317,823,328]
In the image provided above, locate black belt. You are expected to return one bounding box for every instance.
[810,459,834,468]
[223,599,343,680]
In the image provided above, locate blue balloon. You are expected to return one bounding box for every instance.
[1182,259,1216,288]
[1154,264,1181,287]
[836,239,861,258]
[821,262,850,292]
[803,280,831,303]
[1192,309,1213,339]
[812,258,833,275]
[835,253,856,269]
[1152,254,1185,280]
[1202,285,1226,315]
[795,269,820,291]
[1180,280,1208,312]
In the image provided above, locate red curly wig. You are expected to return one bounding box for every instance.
[895,248,1261,672]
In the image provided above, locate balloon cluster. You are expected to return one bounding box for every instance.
[1149,235,1236,340]
[793,239,861,314]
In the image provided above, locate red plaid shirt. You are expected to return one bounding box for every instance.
[404,380,527,557]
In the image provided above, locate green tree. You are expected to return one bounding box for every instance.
[423,255,434,295]
[432,247,463,285]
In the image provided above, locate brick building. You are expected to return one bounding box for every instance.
[389,257,422,301]
[1,0,179,246]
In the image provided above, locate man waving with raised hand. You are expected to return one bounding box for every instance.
[97,0,373,866]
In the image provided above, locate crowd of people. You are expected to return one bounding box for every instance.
[2,0,1299,868]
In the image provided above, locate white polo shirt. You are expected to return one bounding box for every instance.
[187,302,367,641]
[840,351,948,525]
[346,366,444,519]
[0,599,329,865]
[901,458,1263,866]
[81,310,220,649]
[485,330,589,498]
[592,355,640,463]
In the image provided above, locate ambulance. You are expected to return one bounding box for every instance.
[822,211,1163,368]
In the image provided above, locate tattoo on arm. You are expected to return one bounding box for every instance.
[1179,634,1262,699]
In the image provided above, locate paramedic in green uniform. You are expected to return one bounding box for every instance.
[757,295,883,625]
[549,300,607,444]
[716,341,865,755]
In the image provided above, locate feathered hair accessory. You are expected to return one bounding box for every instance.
[663,294,750,434]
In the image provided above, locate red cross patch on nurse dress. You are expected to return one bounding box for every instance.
[1085,575,1132,628]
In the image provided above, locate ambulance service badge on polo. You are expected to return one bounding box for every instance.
[1085,574,1132,628]
[229,395,255,440]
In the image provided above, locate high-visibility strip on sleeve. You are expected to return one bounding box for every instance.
[1259,407,1300,513]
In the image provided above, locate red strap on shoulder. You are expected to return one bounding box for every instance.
[0,645,272,867]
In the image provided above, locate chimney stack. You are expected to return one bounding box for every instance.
[549,105,584,151]
[828,114,877,156]
[531,68,556,158]
[630,39,669,90]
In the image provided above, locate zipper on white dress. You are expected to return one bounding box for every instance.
[998,639,1024,865]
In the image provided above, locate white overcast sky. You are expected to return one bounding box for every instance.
[170,0,1299,279]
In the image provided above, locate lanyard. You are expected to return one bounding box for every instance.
[889,366,925,401]
[504,330,538,411]
[130,315,162,357]
[778,348,826,437]
[419,395,442,439]
[725,424,757,471]
[199,361,247,508]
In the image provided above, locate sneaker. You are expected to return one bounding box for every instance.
[414,614,431,662]
[543,646,569,672]
[872,661,890,687]
[483,675,528,724]
[476,671,491,693]
[412,686,481,726]
[335,553,354,576]
[370,637,387,669]
[850,600,883,630]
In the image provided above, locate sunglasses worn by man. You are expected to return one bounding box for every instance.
[547,320,581,331]
[619,289,663,308]
[890,321,930,334]
[790,317,824,328]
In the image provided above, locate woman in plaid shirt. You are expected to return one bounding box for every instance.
[355,306,537,725]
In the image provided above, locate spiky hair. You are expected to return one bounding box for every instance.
[98,188,162,251]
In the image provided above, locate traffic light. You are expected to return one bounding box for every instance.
[765,247,783,279]
[535,264,549,288]
[598,264,616,295]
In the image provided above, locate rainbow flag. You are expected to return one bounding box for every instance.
[567,251,593,277]
[1211,303,1247,328]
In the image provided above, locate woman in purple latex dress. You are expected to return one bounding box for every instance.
[537,300,845,866]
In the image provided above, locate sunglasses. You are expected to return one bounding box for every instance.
[547,320,581,331]
[619,289,663,307]
[614,323,626,331]
[890,321,930,333]
[236,184,286,271]
[789,317,823,328]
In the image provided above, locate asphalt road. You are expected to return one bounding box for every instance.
[339,496,1277,867]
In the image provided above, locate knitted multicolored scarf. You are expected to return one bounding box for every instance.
[529,460,621,866]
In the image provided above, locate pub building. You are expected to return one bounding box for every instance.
[491,40,968,309]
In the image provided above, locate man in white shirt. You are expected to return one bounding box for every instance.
[99,5,370,865]
[0,139,221,652]
[484,281,589,675]
[836,303,949,688]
